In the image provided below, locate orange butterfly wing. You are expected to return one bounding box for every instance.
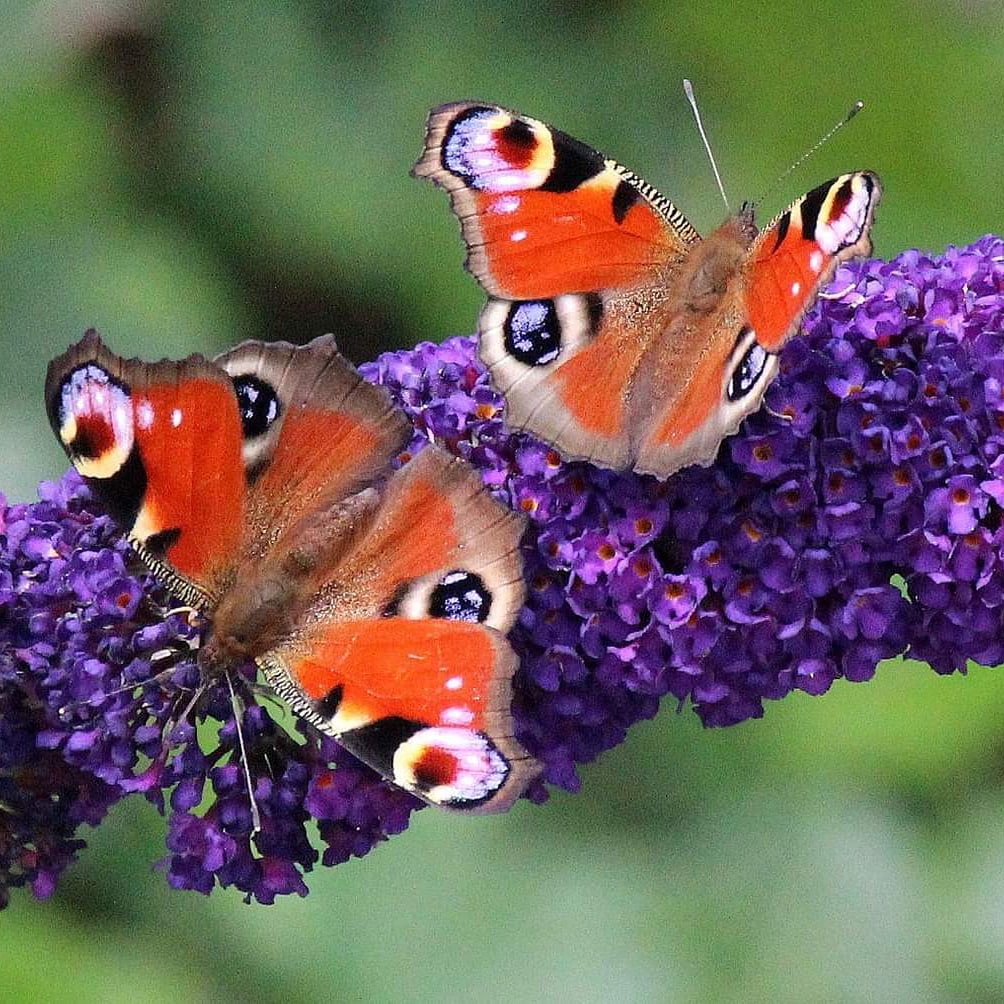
[414,102,698,300]
[214,336,411,564]
[745,173,880,350]
[264,617,530,812]
[416,102,701,469]
[46,333,412,606]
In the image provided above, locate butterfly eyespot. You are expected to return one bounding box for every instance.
[503,300,562,366]
[443,107,541,191]
[392,726,509,807]
[429,570,492,623]
[727,331,770,402]
[54,365,137,481]
[67,413,115,459]
[496,118,537,166]
[232,375,281,439]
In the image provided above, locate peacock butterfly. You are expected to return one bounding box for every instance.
[45,331,539,812]
[414,101,881,479]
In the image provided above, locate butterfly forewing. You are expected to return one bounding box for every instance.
[745,172,881,351]
[45,331,246,605]
[413,101,697,300]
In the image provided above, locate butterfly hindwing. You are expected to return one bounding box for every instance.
[214,335,411,564]
[479,291,659,470]
[257,446,536,811]
[414,101,697,300]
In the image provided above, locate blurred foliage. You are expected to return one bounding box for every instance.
[3,1,1004,1000]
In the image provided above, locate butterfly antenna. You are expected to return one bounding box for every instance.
[56,641,198,717]
[760,100,865,204]
[167,684,205,740]
[683,79,729,211]
[226,671,262,835]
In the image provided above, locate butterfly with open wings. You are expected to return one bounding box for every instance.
[414,102,881,479]
[45,331,539,812]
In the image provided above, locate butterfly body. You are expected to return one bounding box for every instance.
[415,102,881,478]
[47,331,538,812]
[200,484,384,675]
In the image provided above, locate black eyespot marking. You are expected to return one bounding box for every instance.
[442,107,538,187]
[232,375,281,440]
[584,292,604,330]
[429,571,492,623]
[144,527,181,559]
[771,210,791,252]
[382,582,408,618]
[727,330,770,402]
[50,364,132,461]
[539,128,605,193]
[313,684,344,722]
[504,300,562,367]
[341,717,425,779]
[611,179,641,224]
[498,117,535,155]
[88,446,147,531]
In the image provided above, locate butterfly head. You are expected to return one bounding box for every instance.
[200,567,301,677]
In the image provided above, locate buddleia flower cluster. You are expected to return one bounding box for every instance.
[2,235,1003,904]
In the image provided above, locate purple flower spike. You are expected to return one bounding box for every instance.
[4,235,1004,905]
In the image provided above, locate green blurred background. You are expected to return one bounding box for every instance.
[3,1,1004,1000]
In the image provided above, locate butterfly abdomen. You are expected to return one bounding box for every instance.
[201,572,302,675]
